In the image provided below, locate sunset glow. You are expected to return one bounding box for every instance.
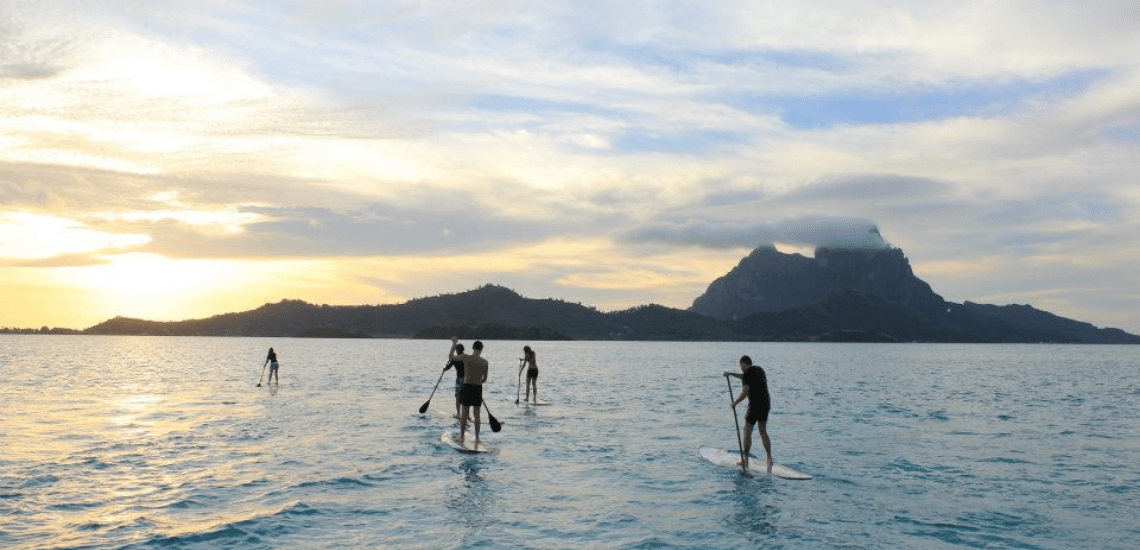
[2,1,1139,333]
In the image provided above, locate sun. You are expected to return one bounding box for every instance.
[57,253,244,320]
[77,253,225,294]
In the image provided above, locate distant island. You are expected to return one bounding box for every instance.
[6,245,1138,343]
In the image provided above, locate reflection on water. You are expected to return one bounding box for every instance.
[447,457,498,531]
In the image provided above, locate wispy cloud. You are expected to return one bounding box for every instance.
[2,0,1139,333]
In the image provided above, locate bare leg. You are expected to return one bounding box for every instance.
[472,405,482,444]
[757,422,773,472]
[740,420,754,469]
[458,404,469,442]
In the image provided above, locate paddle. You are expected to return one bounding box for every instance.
[515,358,524,404]
[483,400,502,432]
[725,373,747,474]
[256,363,266,387]
[418,366,448,414]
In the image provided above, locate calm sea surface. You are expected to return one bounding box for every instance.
[1,336,1137,549]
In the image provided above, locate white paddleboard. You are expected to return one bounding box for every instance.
[441,431,495,453]
[507,398,553,406]
[433,408,471,425]
[699,446,812,480]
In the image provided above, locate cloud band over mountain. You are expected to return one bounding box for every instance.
[622,216,890,251]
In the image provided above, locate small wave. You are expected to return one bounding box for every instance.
[293,475,375,491]
[979,456,1031,465]
[894,510,1051,550]
[19,474,59,488]
[120,502,317,549]
[884,458,932,474]
[167,497,207,509]
[129,524,259,549]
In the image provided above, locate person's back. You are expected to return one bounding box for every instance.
[743,365,769,412]
[464,353,488,385]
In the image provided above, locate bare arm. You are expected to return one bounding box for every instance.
[732,383,750,407]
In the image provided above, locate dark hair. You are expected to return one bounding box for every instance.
[455,344,465,353]
[473,341,484,350]
[739,355,752,366]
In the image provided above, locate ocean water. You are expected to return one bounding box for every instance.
[1,336,1137,550]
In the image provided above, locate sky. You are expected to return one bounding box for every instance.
[2,1,1139,334]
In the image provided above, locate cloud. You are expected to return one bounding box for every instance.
[3,0,1140,334]
[621,216,890,251]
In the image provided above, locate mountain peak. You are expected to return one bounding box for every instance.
[690,245,944,320]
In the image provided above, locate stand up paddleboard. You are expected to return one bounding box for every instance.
[441,431,495,453]
[507,398,553,406]
[699,446,812,480]
[433,408,471,425]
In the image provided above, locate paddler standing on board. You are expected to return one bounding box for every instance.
[725,355,773,472]
[444,343,466,419]
[450,337,488,445]
[520,345,538,404]
[264,347,279,385]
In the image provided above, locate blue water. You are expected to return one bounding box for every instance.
[1,336,1137,549]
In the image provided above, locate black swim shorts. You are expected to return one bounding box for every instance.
[745,404,769,425]
[460,383,483,406]
[527,368,538,380]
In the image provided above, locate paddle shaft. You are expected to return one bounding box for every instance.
[515,359,524,403]
[256,363,266,387]
[725,375,747,473]
[419,366,448,414]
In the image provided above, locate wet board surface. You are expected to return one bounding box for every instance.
[699,446,812,480]
[441,431,495,453]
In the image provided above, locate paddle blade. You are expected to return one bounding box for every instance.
[418,400,430,414]
[483,400,502,432]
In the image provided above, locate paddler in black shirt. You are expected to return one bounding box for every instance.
[725,355,773,472]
